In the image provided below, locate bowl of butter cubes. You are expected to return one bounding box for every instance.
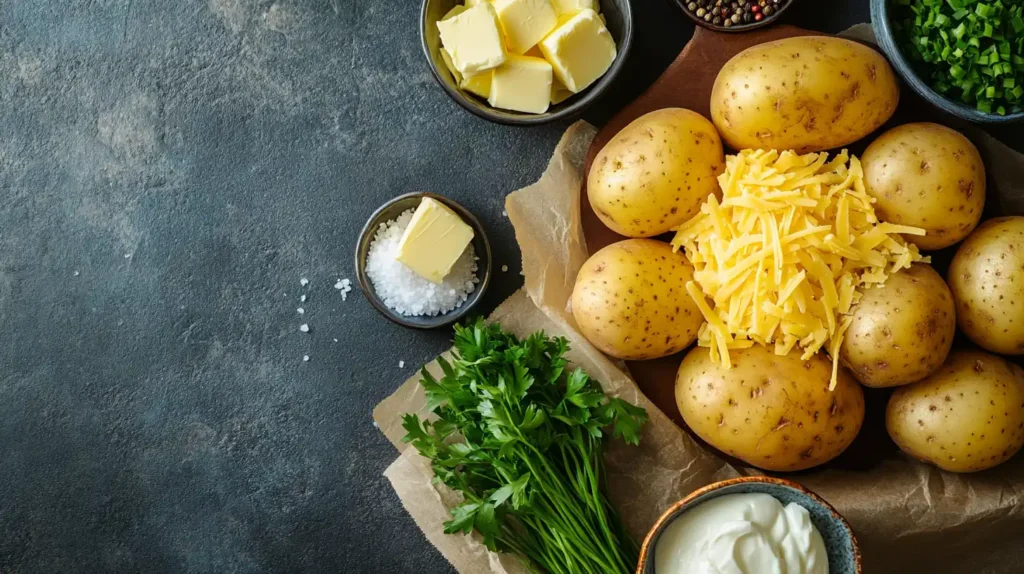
[421,0,633,124]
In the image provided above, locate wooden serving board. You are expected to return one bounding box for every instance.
[581,25,902,469]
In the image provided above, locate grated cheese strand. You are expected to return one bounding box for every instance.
[671,149,929,389]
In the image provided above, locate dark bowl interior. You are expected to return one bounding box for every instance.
[420,0,633,125]
[354,193,492,329]
[870,0,1024,124]
[638,477,862,574]
[671,0,800,33]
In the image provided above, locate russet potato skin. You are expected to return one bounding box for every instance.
[588,108,725,238]
[675,345,865,472]
[709,36,899,154]
[886,350,1024,473]
[862,123,986,250]
[840,264,956,388]
[570,239,703,360]
[948,217,1024,355]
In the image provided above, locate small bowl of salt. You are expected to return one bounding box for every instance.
[355,192,492,329]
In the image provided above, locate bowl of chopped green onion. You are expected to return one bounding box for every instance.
[872,0,1024,123]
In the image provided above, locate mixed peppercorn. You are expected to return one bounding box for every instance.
[684,0,790,28]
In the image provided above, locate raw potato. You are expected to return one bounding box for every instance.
[588,108,725,238]
[675,345,865,472]
[862,123,986,250]
[840,264,955,388]
[571,239,703,360]
[709,36,899,153]
[948,217,1024,355]
[886,350,1024,472]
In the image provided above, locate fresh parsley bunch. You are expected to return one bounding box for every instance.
[402,319,648,574]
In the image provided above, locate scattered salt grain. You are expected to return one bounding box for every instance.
[333,338,338,343]
[300,294,306,302]
[334,278,353,301]
[365,209,479,317]
[303,355,310,362]
[297,307,305,314]
[124,253,132,259]
[502,210,508,217]
[73,271,80,277]
[300,278,309,287]
[501,265,508,272]
[399,360,405,368]
[299,324,309,333]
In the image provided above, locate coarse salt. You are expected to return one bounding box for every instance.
[365,209,478,317]
[300,278,309,287]
[297,307,304,314]
[300,294,306,302]
[299,324,309,333]
[303,355,310,362]
[334,278,353,301]
[399,360,405,368]
[501,265,508,272]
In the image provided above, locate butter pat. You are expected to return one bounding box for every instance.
[439,48,463,83]
[551,0,597,15]
[396,198,475,284]
[538,9,616,93]
[493,0,558,54]
[488,54,553,113]
[437,3,507,76]
[461,71,492,98]
[550,76,573,104]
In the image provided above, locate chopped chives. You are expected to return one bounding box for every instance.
[894,0,1024,115]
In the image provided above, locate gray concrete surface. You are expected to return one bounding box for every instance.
[1,0,1020,572]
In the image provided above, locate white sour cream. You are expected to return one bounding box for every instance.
[654,492,828,574]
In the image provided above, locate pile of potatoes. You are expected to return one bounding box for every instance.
[572,35,1024,474]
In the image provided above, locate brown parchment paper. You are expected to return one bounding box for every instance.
[374,33,1024,574]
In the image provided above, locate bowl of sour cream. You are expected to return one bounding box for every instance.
[637,476,861,574]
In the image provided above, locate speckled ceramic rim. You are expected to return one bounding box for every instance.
[419,0,633,126]
[870,0,1024,124]
[354,192,492,330]
[636,475,863,574]
[670,0,800,34]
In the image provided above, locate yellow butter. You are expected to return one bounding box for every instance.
[465,0,487,6]
[439,48,463,84]
[551,0,597,15]
[396,198,475,284]
[493,0,558,54]
[538,9,616,93]
[488,54,552,113]
[550,76,573,104]
[461,70,492,98]
[437,3,507,76]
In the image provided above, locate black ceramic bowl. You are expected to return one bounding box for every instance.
[672,0,799,33]
[420,0,633,125]
[354,193,492,329]
[871,0,1024,124]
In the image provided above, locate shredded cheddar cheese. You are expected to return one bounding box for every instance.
[671,149,928,389]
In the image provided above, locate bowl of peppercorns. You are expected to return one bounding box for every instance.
[674,0,794,32]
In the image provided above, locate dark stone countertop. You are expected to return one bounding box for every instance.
[1,1,1021,572]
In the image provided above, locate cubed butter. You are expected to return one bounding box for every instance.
[465,0,486,6]
[550,76,573,104]
[439,48,463,83]
[538,9,616,93]
[461,71,492,98]
[488,54,552,114]
[551,0,597,15]
[442,4,467,19]
[396,198,475,284]
[437,3,506,76]
[493,0,558,54]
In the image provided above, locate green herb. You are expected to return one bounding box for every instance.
[401,318,648,574]
[893,0,1024,115]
